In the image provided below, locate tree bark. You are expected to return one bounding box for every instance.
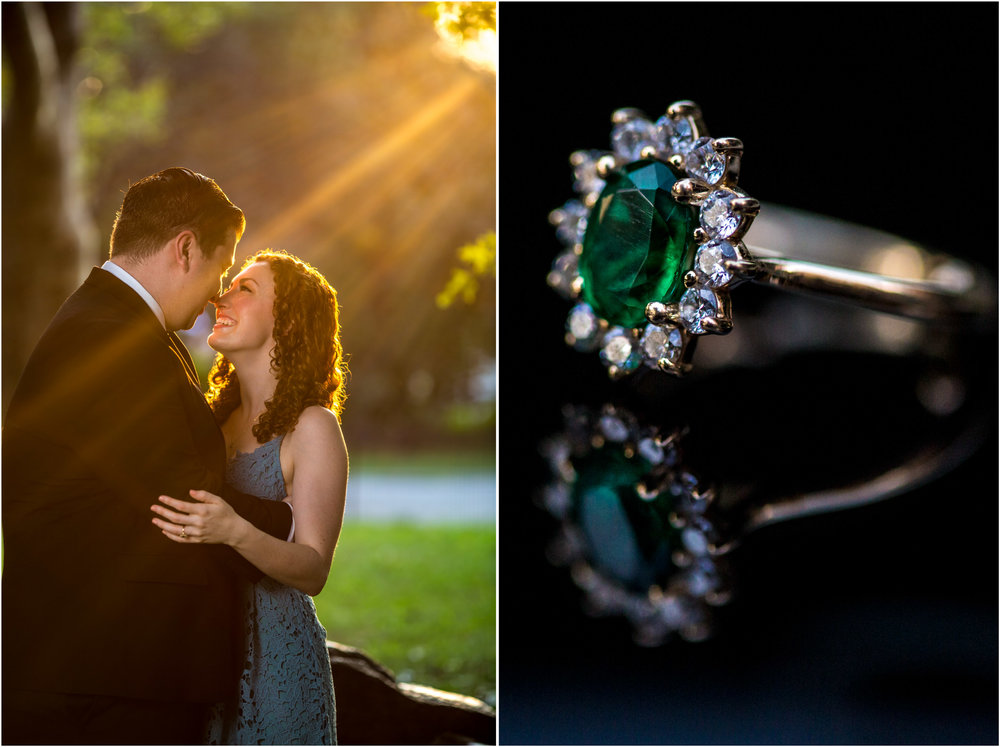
[2,2,97,415]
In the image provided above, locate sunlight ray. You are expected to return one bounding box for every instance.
[307,100,472,256]
[347,172,478,364]
[252,77,480,250]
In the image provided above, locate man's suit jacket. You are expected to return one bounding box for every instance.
[2,268,293,703]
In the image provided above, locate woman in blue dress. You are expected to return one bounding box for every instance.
[152,249,348,744]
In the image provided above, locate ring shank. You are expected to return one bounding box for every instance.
[748,257,980,323]
[744,204,994,325]
[742,414,988,535]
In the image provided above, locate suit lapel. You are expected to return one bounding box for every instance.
[166,332,200,389]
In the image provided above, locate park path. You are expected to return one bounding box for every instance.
[344,470,495,524]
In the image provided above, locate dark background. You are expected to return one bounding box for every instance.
[498,3,997,744]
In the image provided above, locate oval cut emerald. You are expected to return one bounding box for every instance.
[570,445,677,591]
[580,159,697,328]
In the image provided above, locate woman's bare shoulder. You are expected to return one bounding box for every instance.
[287,406,347,458]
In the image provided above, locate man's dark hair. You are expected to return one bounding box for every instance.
[109,167,246,261]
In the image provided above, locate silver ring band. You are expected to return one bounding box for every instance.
[743,204,992,325]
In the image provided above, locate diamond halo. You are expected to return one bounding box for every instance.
[540,404,731,645]
[548,101,760,378]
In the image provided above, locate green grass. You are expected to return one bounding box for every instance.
[313,522,495,706]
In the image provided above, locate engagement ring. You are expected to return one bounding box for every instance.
[547,101,994,378]
[540,386,989,645]
[541,404,728,645]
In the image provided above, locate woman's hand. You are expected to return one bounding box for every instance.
[151,490,250,547]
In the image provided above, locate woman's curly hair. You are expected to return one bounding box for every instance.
[206,249,347,442]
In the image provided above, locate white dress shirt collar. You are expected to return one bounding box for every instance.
[100,260,166,329]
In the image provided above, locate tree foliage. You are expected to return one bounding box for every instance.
[76,2,256,181]
[424,2,497,39]
[436,232,496,309]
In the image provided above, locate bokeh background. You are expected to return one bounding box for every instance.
[3,2,495,705]
[499,3,996,744]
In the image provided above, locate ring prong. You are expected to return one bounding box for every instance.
[700,317,733,335]
[693,227,709,244]
[606,365,629,381]
[672,178,712,205]
[711,137,743,156]
[731,197,760,216]
[666,100,700,119]
[639,145,659,160]
[646,301,680,325]
[595,154,618,178]
[710,539,739,556]
[724,258,759,279]
[706,589,733,607]
[658,357,690,377]
[668,154,684,170]
[683,270,698,288]
[612,107,646,124]
[636,483,660,501]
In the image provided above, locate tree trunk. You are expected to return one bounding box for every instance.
[2,2,97,415]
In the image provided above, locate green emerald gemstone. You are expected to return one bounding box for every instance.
[571,445,676,591]
[580,159,697,328]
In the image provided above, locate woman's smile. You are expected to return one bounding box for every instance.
[213,314,237,331]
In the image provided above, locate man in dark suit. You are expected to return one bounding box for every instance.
[2,168,294,744]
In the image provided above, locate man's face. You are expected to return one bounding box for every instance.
[175,231,237,331]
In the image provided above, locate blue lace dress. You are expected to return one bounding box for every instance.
[206,435,337,745]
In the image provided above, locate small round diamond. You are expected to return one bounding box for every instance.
[611,118,661,162]
[694,240,739,288]
[683,560,720,596]
[542,483,571,518]
[640,324,683,368]
[654,592,696,629]
[570,150,606,197]
[599,328,641,373]
[566,303,600,350]
[553,200,588,246]
[547,250,580,298]
[700,189,742,240]
[598,414,629,442]
[685,137,726,184]
[637,436,664,465]
[656,115,695,156]
[682,526,710,556]
[679,288,720,334]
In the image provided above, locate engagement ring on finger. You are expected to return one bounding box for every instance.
[548,101,994,378]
